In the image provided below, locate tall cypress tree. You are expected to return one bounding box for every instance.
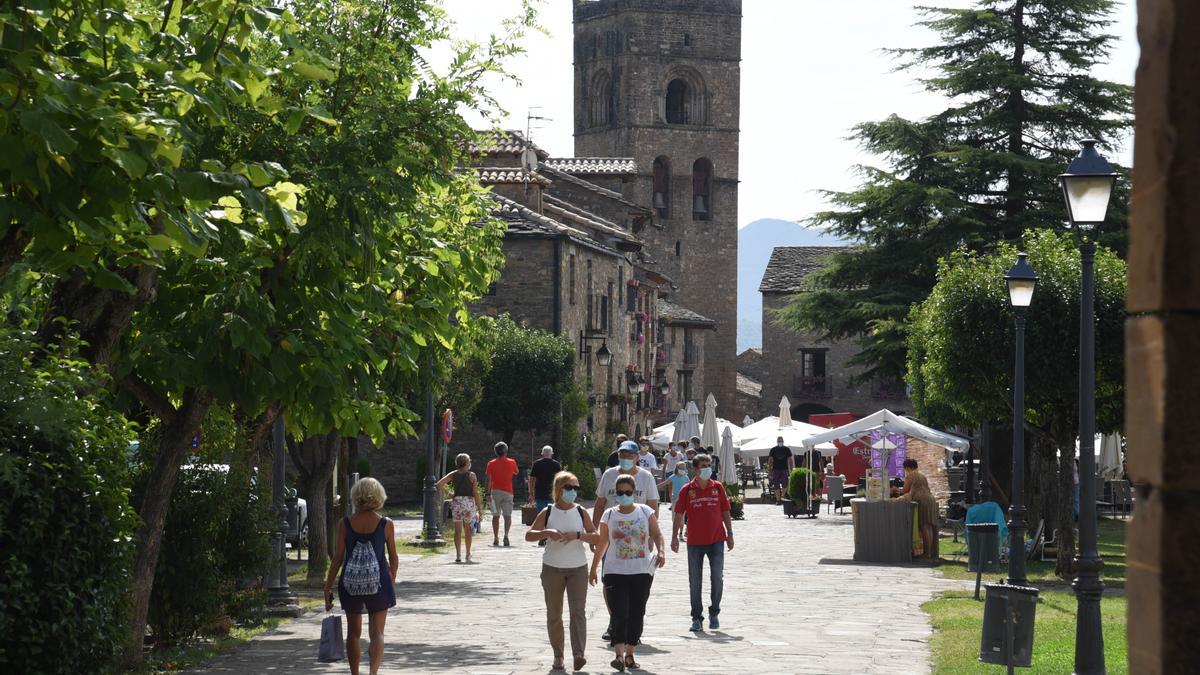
[777,0,1131,382]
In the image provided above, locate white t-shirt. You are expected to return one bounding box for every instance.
[597,467,659,506]
[600,505,657,575]
[637,452,658,470]
[664,451,683,474]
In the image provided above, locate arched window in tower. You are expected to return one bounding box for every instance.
[665,79,690,124]
[692,158,713,220]
[652,156,671,219]
[589,71,614,128]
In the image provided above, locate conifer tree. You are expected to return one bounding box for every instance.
[777,0,1131,382]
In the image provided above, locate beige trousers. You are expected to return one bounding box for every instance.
[540,563,588,659]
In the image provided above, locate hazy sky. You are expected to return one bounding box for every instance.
[443,0,1139,229]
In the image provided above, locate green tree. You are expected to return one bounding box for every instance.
[0,330,137,674]
[907,229,1124,574]
[778,0,1132,382]
[477,315,577,445]
[2,0,532,662]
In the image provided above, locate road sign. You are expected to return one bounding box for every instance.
[442,408,453,445]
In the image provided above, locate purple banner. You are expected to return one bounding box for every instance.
[869,431,907,479]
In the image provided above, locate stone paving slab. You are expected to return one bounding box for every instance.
[188,504,969,674]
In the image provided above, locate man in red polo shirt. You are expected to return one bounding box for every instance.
[671,453,734,632]
[485,441,519,547]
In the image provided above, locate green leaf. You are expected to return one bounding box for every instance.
[20,111,78,154]
[91,267,137,294]
[145,234,177,251]
[105,148,149,178]
[293,62,337,82]
[307,105,338,127]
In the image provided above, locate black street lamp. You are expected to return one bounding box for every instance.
[266,414,299,616]
[1060,139,1117,674]
[1004,253,1038,587]
[419,356,445,547]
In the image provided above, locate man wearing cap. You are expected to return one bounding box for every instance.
[529,445,562,547]
[486,441,519,547]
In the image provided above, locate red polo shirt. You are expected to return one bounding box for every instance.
[673,479,730,546]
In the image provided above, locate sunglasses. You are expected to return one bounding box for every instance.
[565,485,581,490]
[615,490,634,497]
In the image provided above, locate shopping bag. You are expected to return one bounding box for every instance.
[318,613,345,662]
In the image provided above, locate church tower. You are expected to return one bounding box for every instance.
[572,0,741,414]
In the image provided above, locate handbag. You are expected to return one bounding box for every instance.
[318,613,345,662]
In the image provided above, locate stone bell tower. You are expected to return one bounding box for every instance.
[572,0,742,414]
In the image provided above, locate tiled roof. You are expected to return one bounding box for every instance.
[656,298,715,326]
[488,194,620,257]
[543,157,638,174]
[542,194,638,246]
[539,163,647,212]
[736,373,762,398]
[758,246,844,293]
[475,166,551,187]
[469,129,549,160]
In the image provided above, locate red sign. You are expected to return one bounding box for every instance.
[441,408,453,445]
[810,413,870,485]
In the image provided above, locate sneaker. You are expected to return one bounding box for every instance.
[690,619,702,632]
[709,616,720,630]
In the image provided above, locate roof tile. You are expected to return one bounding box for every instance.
[758,246,843,293]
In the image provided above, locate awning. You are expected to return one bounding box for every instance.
[800,409,970,451]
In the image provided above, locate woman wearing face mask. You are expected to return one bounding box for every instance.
[526,472,599,672]
[590,474,666,672]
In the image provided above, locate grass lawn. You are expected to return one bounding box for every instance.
[936,517,1128,587]
[923,590,1127,674]
[925,516,1128,672]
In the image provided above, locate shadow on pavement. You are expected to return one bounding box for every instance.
[817,558,937,568]
[394,579,509,599]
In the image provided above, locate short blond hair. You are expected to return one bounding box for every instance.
[552,471,578,502]
[351,477,387,512]
[456,453,471,468]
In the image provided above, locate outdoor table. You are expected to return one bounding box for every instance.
[850,498,916,563]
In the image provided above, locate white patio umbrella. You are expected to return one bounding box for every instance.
[743,414,755,428]
[738,415,779,445]
[700,393,720,450]
[1098,432,1123,480]
[647,417,680,450]
[670,409,688,443]
[678,400,702,443]
[718,426,737,483]
[739,422,837,459]
[778,396,794,427]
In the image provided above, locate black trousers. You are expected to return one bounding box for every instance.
[603,573,654,646]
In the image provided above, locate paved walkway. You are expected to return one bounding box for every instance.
[188,503,968,674]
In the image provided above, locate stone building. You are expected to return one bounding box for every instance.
[758,246,911,422]
[571,0,742,418]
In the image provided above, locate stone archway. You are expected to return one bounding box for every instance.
[791,402,834,424]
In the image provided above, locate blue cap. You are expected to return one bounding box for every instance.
[618,440,640,454]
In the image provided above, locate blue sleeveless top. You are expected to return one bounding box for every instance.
[337,516,397,615]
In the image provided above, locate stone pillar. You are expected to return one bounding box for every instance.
[1127,2,1200,671]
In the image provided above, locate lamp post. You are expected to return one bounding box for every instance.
[418,356,445,547]
[266,414,299,615]
[1060,139,1117,674]
[1004,253,1038,587]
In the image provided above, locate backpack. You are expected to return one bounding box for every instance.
[342,522,381,596]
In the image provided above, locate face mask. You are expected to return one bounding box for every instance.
[619,458,635,471]
[561,489,577,504]
[677,468,687,476]
[699,467,713,480]
[615,494,635,506]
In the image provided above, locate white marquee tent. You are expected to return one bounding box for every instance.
[800,409,970,452]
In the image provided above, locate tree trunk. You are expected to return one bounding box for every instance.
[288,432,339,581]
[1055,435,1078,577]
[0,226,30,280]
[36,264,157,369]
[122,387,213,667]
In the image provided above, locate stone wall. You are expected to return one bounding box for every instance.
[572,0,741,419]
[760,292,912,420]
[1126,2,1200,669]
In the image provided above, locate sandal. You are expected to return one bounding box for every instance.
[573,655,587,671]
[503,537,510,547]
[624,654,640,670]
[610,658,626,672]
[455,556,461,563]
[551,658,565,671]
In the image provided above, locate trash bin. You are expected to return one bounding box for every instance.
[980,582,1039,668]
[966,522,1002,573]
